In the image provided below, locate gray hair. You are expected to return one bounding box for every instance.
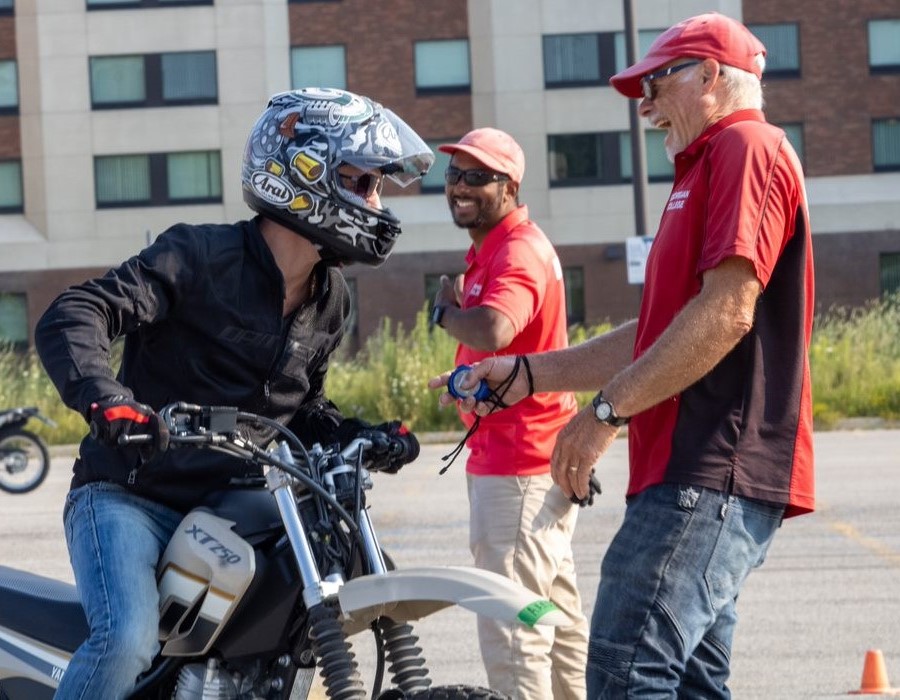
[719,54,766,110]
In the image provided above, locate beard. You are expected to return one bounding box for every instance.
[449,195,505,231]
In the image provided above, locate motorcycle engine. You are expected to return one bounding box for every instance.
[173,659,239,700]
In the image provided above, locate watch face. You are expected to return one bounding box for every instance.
[594,400,613,421]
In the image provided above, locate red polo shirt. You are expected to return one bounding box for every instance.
[630,110,816,517]
[456,206,577,476]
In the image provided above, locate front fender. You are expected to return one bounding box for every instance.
[337,565,571,635]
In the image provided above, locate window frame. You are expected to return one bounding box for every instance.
[0,59,19,115]
[94,151,223,208]
[548,130,674,188]
[774,122,806,166]
[290,44,347,91]
[86,0,212,11]
[872,118,900,172]
[0,159,24,213]
[414,39,471,96]
[420,139,455,194]
[746,22,801,78]
[868,19,900,73]
[542,33,604,89]
[880,252,900,298]
[0,292,28,349]
[563,266,585,326]
[89,51,218,109]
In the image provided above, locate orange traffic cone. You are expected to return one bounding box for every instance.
[850,649,900,695]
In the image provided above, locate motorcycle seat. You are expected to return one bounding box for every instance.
[0,565,89,654]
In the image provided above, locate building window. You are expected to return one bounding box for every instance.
[776,123,805,164]
[414,40,470,94]
[543,34,603,88]
[872,119,900,171]
[869,19,900,72]
[95,151,222,207]
[0,60,18,113]
[0,160,23,212]
[881,253,900,297]
[420,139,454,193]
[549,131,673,187]
[747,23,800,76]
[90,51,217,108]
[563,267,585,326]
[0,0,13,13]
[619,130,674,181]
[291,45,346,90]
[613,29,664,73]
[87,0,212,10]
[0,293,27,348]
[548,133,604,186]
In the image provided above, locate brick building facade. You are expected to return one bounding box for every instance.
[0,0,898,350]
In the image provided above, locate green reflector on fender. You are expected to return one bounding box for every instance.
[517,599,560,627]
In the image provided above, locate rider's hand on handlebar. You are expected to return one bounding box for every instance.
[89,396,169,458]
[365,421,420,473]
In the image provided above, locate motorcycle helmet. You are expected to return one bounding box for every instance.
[242,87,434,266]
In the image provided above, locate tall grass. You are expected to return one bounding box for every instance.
[809,293,900,426]
[325,307,460,431]
[2,296,898,444]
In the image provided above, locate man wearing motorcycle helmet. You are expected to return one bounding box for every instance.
[35,87,433,700]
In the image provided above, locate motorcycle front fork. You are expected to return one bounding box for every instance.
[266,444,431,698]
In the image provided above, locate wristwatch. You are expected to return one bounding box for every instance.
[591,392,629,427]
[430,304,448,329]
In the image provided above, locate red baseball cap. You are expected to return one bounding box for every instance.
[610,12,766,99]
[439,128,526,184]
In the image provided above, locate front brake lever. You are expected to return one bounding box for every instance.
[570,470,602,508]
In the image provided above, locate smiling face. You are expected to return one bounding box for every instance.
[638,58,719,161]
[445,151,519,242]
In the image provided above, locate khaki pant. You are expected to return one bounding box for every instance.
[467,473,588,700]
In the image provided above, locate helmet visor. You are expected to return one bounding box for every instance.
[339,109,435,188]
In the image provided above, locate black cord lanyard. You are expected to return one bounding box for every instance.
[439,355,535,474]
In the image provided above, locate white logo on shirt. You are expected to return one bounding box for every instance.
[468,283,482,296]
[666,188,690,212]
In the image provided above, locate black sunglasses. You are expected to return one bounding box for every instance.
[444,166,510,187]
[641,60,701,101]
[338,170,384,198]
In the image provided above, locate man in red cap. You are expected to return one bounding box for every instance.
[431,12,815,699]
[430,127,589,699]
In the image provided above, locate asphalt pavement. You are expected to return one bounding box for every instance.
[2,429,899,698]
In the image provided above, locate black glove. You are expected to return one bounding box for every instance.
[89,396,169,458]
[570,470,603,508]
[365,420,420,474]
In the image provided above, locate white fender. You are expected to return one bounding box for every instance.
[337,566,572,635]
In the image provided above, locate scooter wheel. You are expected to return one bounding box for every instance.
[0,429,51,494]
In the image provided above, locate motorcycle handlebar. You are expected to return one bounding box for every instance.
[111,403,416,471]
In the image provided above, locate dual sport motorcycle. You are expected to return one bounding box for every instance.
[0,402,571,699]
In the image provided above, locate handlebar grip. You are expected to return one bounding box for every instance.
[118,433,153,446]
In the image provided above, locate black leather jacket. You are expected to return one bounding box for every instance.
[35,217,353,512]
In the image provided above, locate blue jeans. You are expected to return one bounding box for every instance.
[586,484,784,699]
[56,482,183,700]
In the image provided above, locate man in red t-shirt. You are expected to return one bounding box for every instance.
[431,14,815,699]
[431,127,588,700]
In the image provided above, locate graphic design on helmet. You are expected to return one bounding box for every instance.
[242,87,434,266]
